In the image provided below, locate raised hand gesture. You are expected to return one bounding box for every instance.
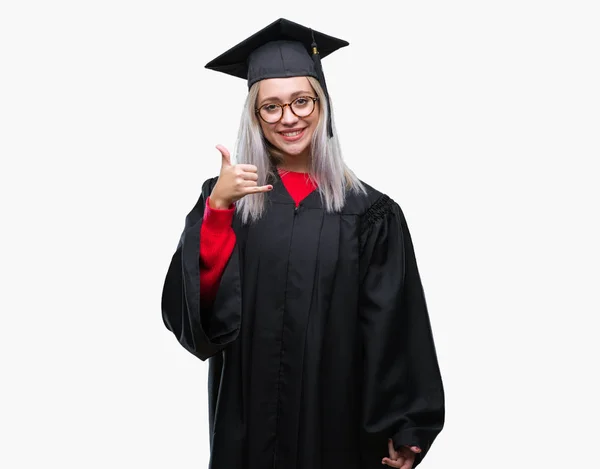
[209,144,273,209]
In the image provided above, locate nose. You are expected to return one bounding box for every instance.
[280,104,298,125]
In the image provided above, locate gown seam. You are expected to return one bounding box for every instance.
[273,204,297,468]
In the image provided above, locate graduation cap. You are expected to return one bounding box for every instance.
[205,18,349,138]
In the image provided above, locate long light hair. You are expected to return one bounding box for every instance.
[234,76,365,224]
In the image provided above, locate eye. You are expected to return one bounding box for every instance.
[294,97,309,106]
[262,104,280,113]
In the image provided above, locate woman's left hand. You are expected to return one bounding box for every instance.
[381,439,421,468]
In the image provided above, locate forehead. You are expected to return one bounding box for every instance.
[257,76,314,100]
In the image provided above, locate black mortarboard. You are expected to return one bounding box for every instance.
[205,18,349,137]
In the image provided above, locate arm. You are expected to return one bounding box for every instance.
[359,195,444,467]
[161,178,241,361]
[200,197,236,306]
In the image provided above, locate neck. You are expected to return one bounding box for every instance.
[278,150,310,173]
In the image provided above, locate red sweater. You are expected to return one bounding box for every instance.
[200,170,317,302]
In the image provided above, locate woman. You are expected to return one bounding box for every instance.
[161,18,444,469]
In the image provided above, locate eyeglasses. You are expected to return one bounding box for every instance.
[255,96,319,124]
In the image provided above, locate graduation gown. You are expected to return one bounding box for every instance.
[161,174,444,469]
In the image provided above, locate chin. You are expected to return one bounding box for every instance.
[278,142,310,155]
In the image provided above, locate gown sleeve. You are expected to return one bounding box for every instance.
[199,197,236,305]
[161,177,242,361]
[359,195,445,467]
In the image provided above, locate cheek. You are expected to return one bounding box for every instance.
[259,122,276,143]
[263,127,276,145]
[258,120,268,135]
[305,117,319,138]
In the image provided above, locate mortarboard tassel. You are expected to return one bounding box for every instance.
[310,29,334,138]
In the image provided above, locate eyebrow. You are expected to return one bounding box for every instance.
[258,90,314,107]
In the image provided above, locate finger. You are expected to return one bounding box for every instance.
[388,439,399,459]
[399,452,415,469]
[244,185,273,194]
[239,178,256,186]
[238,179,258,189]
[238,172,259,182]
[235,164,258,173]
[398,448,417,469]
[408,446,421,454]
[381,457,403,468]
[215,145,231,167]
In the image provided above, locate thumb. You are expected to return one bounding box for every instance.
[408,446,422,454]
[216,144,231,167]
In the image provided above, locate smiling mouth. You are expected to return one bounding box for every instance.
[279,129,304,137]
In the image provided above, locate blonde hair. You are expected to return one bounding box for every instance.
[234,76,365,224]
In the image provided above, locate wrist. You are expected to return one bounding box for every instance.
[209,196,233,210]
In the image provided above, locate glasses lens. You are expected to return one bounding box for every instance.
[291,97,315,117]
[260,104,282,123]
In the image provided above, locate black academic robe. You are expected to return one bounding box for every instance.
[161,173,444,469]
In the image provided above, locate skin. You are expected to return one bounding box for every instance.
[209,144,272,209]
[382,439,422,468]
[209,77,422,468]
[255,76,319,172]
[210,76,319,208]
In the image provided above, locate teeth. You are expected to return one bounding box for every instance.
[281,130,302,137]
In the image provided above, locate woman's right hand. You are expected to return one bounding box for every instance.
[209,144,273,209]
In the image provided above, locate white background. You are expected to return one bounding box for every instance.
[1,0,599,468]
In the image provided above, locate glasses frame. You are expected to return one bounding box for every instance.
[255,96,319,124]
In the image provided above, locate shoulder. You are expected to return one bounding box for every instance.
[343,179,398,218]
